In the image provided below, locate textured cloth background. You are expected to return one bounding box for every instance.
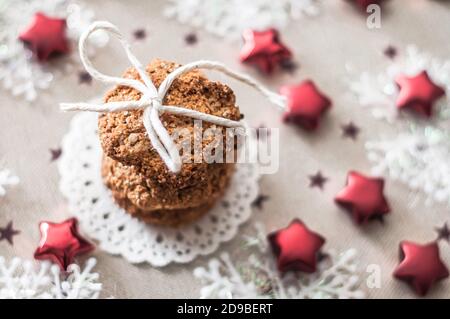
[1,0,450,298]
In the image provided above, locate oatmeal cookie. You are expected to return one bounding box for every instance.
[102,155,234,211]
[109,190,217,226]
[98,59,240,167]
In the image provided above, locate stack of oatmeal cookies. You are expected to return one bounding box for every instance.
[99,59,241,226]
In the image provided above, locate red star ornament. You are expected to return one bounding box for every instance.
[395,71,446,118]
[19,13,70,62]
[34,218,94,270]
[393,241,449,296]
[240,29,292,74]
[334,171,390,224]
[280,80,332,131]
[268,219,325,273]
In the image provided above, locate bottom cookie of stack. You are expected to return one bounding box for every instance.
[101,155,234,227]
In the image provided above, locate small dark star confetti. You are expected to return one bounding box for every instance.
[384,45,398,59]
[279,59,299,74]
[78,71,92,85]
[341,122,360,140]
[435,223,450,243]
[133,28,147,40]
[50,148,62,162]
[184,33,198,45]
[252,194,269,210]
[309,171,328,190]
[0,221,20,246]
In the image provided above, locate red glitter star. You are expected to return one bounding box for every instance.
[240,29,292,74]
[268,219,325,273]
[0,221,20,246]
[335,171,390,225]
[34,218,94,270]
[19,13,70,62]
[393,241,449,296]
[395,71,446,118]
[280,80,332,131]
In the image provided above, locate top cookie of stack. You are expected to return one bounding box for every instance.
[99,60,240,166]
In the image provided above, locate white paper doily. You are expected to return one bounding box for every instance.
[58,112,260,266]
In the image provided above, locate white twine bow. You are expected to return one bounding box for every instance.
[60,21,286,173]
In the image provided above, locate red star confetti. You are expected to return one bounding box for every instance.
[335,171,390,225]
[19,13,70,62]
[280,80,332,131]
[393,241,449,296]
[268,219,325,273]
[240,29,292,74]
[395,71,446,118]
[0,221,20,246]
[34,218,94,270]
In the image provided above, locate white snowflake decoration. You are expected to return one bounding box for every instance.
[348,47,450,208]
[0,168,19,197]
[194,224,365,299]
[0,257,102,299]
[164,0,321,39]
[367,127,450,207]
[0,0,108,101]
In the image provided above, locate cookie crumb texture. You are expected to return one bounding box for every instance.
[98,59,240,226]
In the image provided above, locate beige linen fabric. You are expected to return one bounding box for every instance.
[1,0,450,298]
